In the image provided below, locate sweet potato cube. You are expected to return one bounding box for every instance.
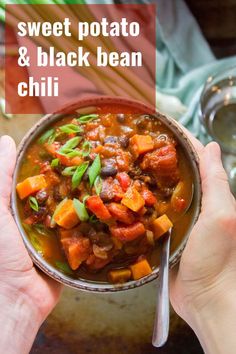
[54,199,79,229]
[16,174,47,199]
[121,187,145,212]
[130,134,154,155]
[108,268,132,284]
[130,259,152,280]
[61,237,91,270]
[152,214,173,239]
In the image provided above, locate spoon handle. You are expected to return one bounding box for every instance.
[152,230,171,347]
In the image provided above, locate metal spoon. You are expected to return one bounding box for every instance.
[152,182,195,347]
[152,228,172,347]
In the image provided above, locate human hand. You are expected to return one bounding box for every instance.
[170,139,236,353]
[0,135,62,354]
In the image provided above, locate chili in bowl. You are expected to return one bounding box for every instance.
[11,97,201,292]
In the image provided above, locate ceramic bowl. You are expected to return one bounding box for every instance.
[11,96,202,292]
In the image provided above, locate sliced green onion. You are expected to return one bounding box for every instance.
[65,149,82,158]
[59,149,82,158]
[59,124,83,134]
[51,158,59,167]
[30,234,43,253]
[59,137,81,154]
[0,98,13,119]
[82,194,90,204]
[23,223,43,253]
[33,223,52,236]
[77,114,98,124]
[29,196,39,212]
[38,128,55,144]
[94,176,102,195]
[55,261,73,275]
[72,162,89,190]
[88,155,101,187]
[73,198,89,222]
[82,140,92,157]
[48,131,57,144]
[62,166,77,176]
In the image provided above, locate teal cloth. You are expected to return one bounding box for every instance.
[95,0,236,143]
[155,0,236,142]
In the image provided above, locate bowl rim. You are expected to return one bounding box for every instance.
[11,96,202,293]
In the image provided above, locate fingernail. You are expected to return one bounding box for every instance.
[206,142,221,163]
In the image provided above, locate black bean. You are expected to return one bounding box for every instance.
[32,207,47,222]
[161,187,173,198]
[100,181,114,202]
[145,207,155,216]
[119,136,129,148]
[35,189,48,204]
[104,136,118,144]
[53,186,63,202]
[136,115,150,130]
[117,113,125,123]
[100,165,118,178]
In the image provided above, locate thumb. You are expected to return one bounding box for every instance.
[0,135,16,205]
[200,142,234,214]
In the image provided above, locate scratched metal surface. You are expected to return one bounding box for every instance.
[30,281,203,354]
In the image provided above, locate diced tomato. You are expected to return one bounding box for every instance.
[117,172,131,192]
[92,145,103,154]
[101,113,113,127]
[55,152,72,167]
[70,156,83,166]
[116,150,130,172]
[86,254,111,270]
[44,142,61,157]
[110,222,145,242]
[85,122,99,131]
[107,203,135,225]
[86,196,111,220]
[141,144,179,185]
[112,182,124,202]
[141,188,157,206]
[86,128,99,140]
[45,170,60,186]
[172,197,187,213]
[61,237,91,270]
[40,161,51,174]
